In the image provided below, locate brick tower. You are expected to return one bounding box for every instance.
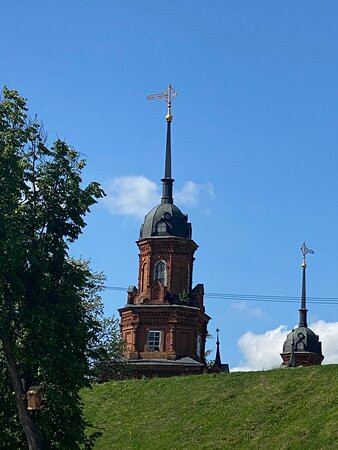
[119,86,210,377]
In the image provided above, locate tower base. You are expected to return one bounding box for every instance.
[127,357,205,378]
[280,351,324,367]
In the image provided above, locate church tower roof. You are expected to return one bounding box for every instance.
[281,243,324,366]
[214,328,222,369]
[140,85,192,240]
[210,329,229,373]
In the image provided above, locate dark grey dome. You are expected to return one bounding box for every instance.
[282,326,322,354]
[139,203,192,239]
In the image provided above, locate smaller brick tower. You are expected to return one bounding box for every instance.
[281,243,324,367]
[119,85,210,377]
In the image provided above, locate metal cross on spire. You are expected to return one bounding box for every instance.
[146,84,177,122]
[146,84,178,204]
[300,242,314,267]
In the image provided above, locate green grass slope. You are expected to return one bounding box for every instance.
[82,365,338,449]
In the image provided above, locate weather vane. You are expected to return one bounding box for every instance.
[300,242,314,267]
[146,84,177,122]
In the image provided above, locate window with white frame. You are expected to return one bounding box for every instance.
[154,261,167,285]
[148,330,161,351]
[156,221,167,233]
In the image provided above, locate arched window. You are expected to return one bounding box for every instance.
[196,334,202,358]
[140,262,147,292]
[187,263,190,290]
[154,261,167,285]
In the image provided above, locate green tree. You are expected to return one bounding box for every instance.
[0,87,105,449]
[77,261,128,382]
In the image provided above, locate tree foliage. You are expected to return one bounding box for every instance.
[78,261,129,383]
[0,87,107,448]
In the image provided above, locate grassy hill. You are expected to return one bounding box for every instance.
[82,365,338,449]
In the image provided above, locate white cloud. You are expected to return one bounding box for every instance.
[311,320,338,365]
[103,176,214,218]
[175,181,215,208]
[231,301,265,318]
[103,176,159,219]
[232,325,288,372]
[232,321,338,372]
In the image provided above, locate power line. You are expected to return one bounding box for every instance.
[102,285,338,306]
[205,295,338,305]
[104,286,126,292]
[205,293,338,304]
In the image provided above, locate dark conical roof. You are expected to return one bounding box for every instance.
[139,203,192,240]
[214,329,222,368]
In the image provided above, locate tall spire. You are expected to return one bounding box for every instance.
[214,328,222,369]
[299,242,314,327]
[280,242,323,367]
[146,84,177,204]
[161,101,174,204]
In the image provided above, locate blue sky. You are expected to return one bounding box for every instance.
[1,1,338,369]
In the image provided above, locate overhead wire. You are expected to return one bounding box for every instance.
[102,285,338,306]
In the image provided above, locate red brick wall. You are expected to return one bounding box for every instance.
[119,236,210,364]
[119,306,210,362]
[136,237,198,303]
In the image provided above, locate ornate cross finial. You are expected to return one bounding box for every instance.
[146,84,178,203]
[147,84,177,122]
[300,242,314,267]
